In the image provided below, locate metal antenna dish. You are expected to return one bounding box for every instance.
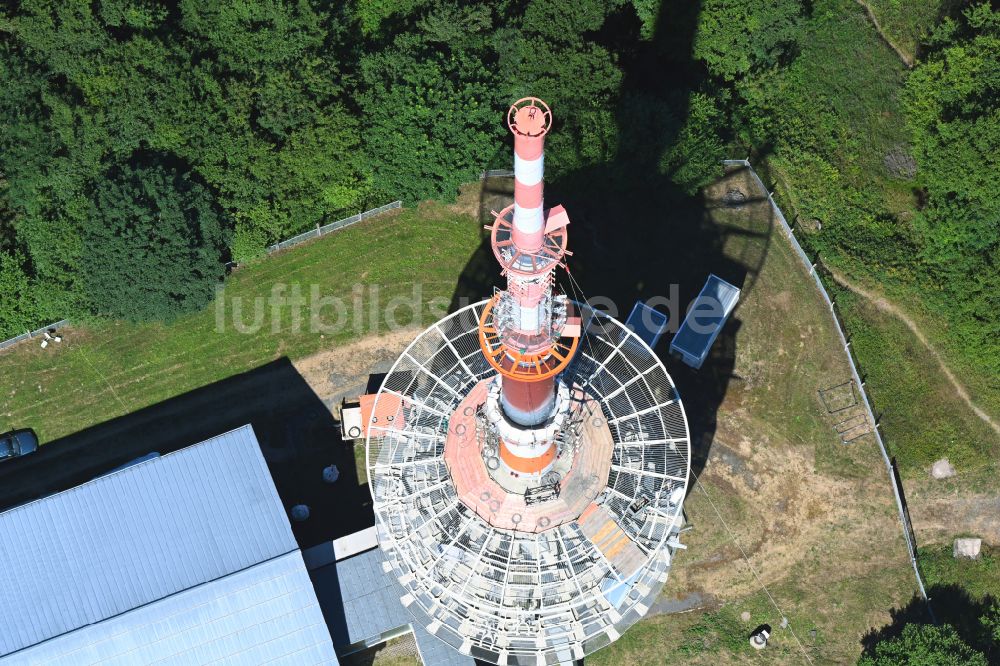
[366,301,690,665]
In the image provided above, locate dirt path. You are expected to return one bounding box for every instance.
[909,491,1000,546]
[854,0,914,68]
[293,327,421,406]
[827,267,1000,438]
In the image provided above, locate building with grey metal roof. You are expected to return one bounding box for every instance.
[310,546,473,666]
[0,425,338,665]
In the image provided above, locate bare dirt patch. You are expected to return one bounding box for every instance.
[293,326,422,410]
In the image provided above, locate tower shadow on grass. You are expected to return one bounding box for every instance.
[453,0,774,487]
[0,357,372,550]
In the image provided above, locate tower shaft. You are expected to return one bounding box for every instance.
[478,97,579,476]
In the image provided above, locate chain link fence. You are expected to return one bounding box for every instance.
[480,169,514,179]
[0,319,71,352]
[723,158,932,610]
[2,202,404,352]
[266,201,402,254]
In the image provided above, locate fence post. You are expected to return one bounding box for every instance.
[1,320,71,352]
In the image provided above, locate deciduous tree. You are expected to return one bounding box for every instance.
[80,163,226,321]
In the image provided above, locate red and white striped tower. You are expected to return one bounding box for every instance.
[479,98,580,477]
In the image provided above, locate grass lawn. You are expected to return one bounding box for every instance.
[764,0,999,479]
[339,634,421,666]
[920,543,1000,601]
[798,0,911,180]
[863,0,948,61]
[0,204,481,443]
[588,166,916,664]
[831,285,999,479]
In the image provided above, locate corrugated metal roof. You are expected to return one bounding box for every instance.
[11,552,337,665]
[0,425,336,664]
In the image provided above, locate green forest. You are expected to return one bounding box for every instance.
[0,0,997,387]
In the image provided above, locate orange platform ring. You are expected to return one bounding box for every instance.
[478,295,579,382]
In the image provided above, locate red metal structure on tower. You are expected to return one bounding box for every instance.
[365,97,692,665]
[479,97,580,476]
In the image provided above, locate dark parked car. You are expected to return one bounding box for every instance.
[0,429,39,462]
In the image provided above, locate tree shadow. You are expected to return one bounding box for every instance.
[861,584,998,664]
[450,0,774,485]
[0,357,371,549]
[446,173,508,313]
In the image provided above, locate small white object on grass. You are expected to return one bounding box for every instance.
[750,628,770,650]
[931,458,956,479]
[953,538,982,560]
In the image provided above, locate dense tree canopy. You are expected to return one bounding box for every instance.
[859,623,988,666]
[904,3,1000,369]
[0,0,996,393]
[81,162,226,321]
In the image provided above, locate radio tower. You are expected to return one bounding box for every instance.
[367,98,691,665]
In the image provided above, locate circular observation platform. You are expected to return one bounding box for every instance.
[366,302,691,666]
[444,379,614,532]
[489,205,568,277]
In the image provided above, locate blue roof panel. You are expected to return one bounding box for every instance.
[670,274,741,369]
[0,425,298,659]
[11,552,338,665]
[625,301,670,349]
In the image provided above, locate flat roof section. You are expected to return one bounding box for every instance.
[0,424,338,665]
[670,274,741,369]
[310,544,475,665]
[311,547,410,647]
[625,301,670,349]
[12,552,337,665]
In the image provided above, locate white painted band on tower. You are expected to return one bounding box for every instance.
[514,153,544,186]
[513,203,544,234]
[517,304,541,332]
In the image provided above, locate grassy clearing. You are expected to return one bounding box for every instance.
[863,0,948,60]
[765,0,999,476]
[920,544,1000,601]
[837,266,1000,421]
[798,0,911,180]
[589,167,916,664]
[830,284,999,480]
[775,0,1000,422]
[0,169,919,664]
[339,634,421,666]
[0,205,481,442]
